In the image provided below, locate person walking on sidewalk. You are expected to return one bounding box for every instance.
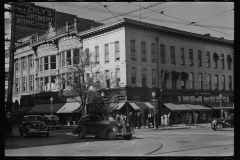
[188,113,192,126]
[168,112,172,127]
[128,112,134,134]
[164,113,168,127]
[181,112,186,126]
[185,113,189,126]
[161,114,164,127]
[194,112,198,126]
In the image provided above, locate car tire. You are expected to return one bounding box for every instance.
[46,133,49,137]
[78,131,85,139]
[123,135,132,140]
[95,135,101,139]
[215,124,223,131]
[107,130,116,140]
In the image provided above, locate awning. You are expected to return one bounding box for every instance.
[113,102,155,110]
[42,103,65,114]
[205,102,234,110]
[164,103,192,111]
[135,102,154,110]
[115,102,126,110]
[186,103,212,110]
[13,107,32,113]
[27,104,50,114]
[57,102,80,113]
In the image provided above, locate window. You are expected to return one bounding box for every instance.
[215,75,218,90]
[227,55,232,70]
[206,51,210,68]
[16,78,20,92]
[40,57,43,71]
[198,50,202,67]
[95,46,99,64]
[105,44,109,63]
[229,76,232,90]
[45,77,49,91]
[51,76,56,91]
[61,74,65,90]
[22,77,27,91]
[221,75,225,90]
[141,42,147,61]
[152,69,156,87]
[22,57,27,70]
[160,44,166,63]
[29,55,34,68]
[130,40,136,60]
[66,50,72,65]
[221,54,224,69]
[142,68,147,87]
[116,68,120,87]
[50,55,56,69]
[161,70,168,89]
[73,49,80,64]
[170,46,175,64]
[214,53,218,69]
[30,75,34,90]
[44,56,49,70]
[172,79,176,89]
[105,70,110,88]
[131,67,136,85]
[207,74,211,90]
[62,52,65,67]
[189,49,193,66]
[189,73,194,89]
[198,73,202,90]
[180,48,185,65]
[115,42,120,61]
[85,48,90,65]
[151,43,156,62]
[15,59,19,71]
[40,77,44,91]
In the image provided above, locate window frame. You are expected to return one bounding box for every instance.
[152,69,156,87]
[50,55,56,70]
[95,46,99,64]
[142,68,147,87]
[170,46,176,64]
[189,49,194,66]
[206,51,210,68]
[30,75,34,90]
[105,44,109,63]
[44,56,49,70]
[180,48,185,65]
[66,50,72,66]
[115,41,120,61]
[198,50,202,67]
[160,44,166,63]
[130,40,136,60]
[131,67,136,85]
[198,73,202,90]
[151,43,156,62]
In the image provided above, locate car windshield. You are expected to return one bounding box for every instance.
[26,116,44,122]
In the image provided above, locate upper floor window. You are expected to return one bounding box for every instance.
[221,54,224,70]
[15,59,19,71]
[130,40,136,60]
[50,55,56,69]
[180,48,185,65]
[198,73,202,90]
[152,69,156,87]
[170,46,176,64]
[105,44,109,63]
[61,52,65,67]
[22,76,27,91]
[151,43,156,62]
[30,75,34,90]
[213,53,219,69]
[189,49,193,66]
[22,57,27,70]
[66,50,72,65]
[95,46,99,64]
[116,68,120,87]
[227,55,232,70]
[221,75,225,90]
[85,48,90,65]
[160,44,166,63]
[131,67,136,85]
[141,42,147,61]
[189,72,194,89]
[40,57,43,71]
[29,55,34,68]
[206,51,210,68]
[207,74,211,90]
[115,42,120,61]
[73,49,80,64]
[215,74,218,90]
[229,76,232,90]
[44,56,49,70]
[105,70,110,88]
[142,68,147,87]
[198,50,202,67]
[15,78,20,92]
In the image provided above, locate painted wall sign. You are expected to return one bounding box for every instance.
[15,3,55,31]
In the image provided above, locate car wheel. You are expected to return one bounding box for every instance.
[78,131,85,139]
[46,132,49,137]
[215,124,223,131]
[107,130,116,140]
[20,133,23,137]
[123,135,132,140]
[95,135,101,139]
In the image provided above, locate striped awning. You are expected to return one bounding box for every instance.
[114,102,154,110]
[57,102,81,113]
[13,107,32,113]
[186,104,212,110]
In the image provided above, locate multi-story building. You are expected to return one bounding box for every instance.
[13,18,234,124]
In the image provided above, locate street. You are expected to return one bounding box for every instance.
[5,124,234,156]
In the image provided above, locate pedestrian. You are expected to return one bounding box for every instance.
[141,112,145,128]
[168,112,172,127]
[185,113,189,126]
[164,113,168,127]
[134,113,138,129]
[137,112,142,129]
[188,113,192,126]
[161,114,164,127]
[128,112,134,134]
[116,114,121,121]
[194,112,198,126]
[148,112,152,128]
[181,113,186,125]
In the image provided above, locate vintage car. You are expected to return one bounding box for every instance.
[44,115,61,130]
[19,115,50,137]
[211,113,234,131]
[72,114,133,140]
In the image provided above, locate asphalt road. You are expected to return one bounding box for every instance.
[5,125,234,156]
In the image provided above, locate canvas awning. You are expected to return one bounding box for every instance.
[205,102,234,110]
[114,102,154,110]
[163,103,192,111]
[13,107,32,113]
[27,103,65,114]
[57,102,81,113]
[186,103,212,110]
[42,103,65,114]
[27,104,50,114]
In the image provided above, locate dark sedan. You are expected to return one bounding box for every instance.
[211,113,234,131]
[72,114,133,140]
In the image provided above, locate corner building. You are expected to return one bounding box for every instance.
[14,18,234,124]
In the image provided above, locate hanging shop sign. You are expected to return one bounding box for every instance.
[15,3,55,31]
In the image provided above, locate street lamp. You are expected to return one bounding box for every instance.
[219,93,222,118]
[50,96,53,115]
[152,91,157,129]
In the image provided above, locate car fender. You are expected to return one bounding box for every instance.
[215,122,226,128]
[101,125,120,136]
[72,125,86,135]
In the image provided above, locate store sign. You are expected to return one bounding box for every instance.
[15,3,55,31]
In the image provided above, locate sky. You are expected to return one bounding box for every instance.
[33,2,234,40]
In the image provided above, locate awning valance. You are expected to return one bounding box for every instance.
[57,102,80,113]
[164,103,192,111]
[186,103,212,110]
[205,102,234,110]
[13,107,32,113]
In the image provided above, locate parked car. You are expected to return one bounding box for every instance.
[211,113,234,131]
[72,114,133,140]
[44,115,61,130]
[19,115,50,137]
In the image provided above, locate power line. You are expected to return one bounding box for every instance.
[194,24,234,37]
